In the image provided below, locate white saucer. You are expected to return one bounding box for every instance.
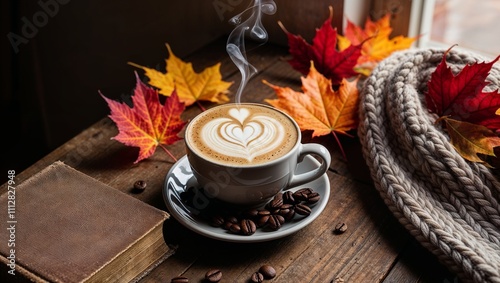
[162,155,330,243]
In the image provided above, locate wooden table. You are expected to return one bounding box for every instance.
[1,38,459,282]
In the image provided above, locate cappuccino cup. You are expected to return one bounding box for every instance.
[185,103,331,206]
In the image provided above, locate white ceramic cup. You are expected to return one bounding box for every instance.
[185,103,331,207]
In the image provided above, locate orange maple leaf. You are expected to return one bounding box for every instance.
[129,44,232,108]
[100,73,187,163]
[338,13,416,76]
[264,63,359,159]
[438,117,500,166]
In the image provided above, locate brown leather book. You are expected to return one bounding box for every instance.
[0,161,172,283]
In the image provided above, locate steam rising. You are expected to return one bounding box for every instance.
[226,0,277,103]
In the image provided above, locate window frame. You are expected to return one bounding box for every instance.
[407,0,497,59]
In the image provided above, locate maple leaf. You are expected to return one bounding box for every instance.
[426,46,500,131]
[279,6,361,86]
[100,72,186,163]
[129,44,232,109]
[338,13,416,76]
[264,62,360,159]
[437,117,500,166]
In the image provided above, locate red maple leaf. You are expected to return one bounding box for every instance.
[100,72,186,163]
[426,46,500,131]
[279,6,362,85]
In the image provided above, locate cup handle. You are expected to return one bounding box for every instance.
[287,143,331,188]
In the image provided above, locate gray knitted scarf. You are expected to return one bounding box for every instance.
[358,48,500,283]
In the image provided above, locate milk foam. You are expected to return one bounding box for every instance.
[188,104,297,165]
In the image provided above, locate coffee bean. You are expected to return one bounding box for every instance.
[205,269,222,282]
[283,191,298,204]
[133,180,147,192]
[210,215,225,227]
[226,216,238,224]
[171,276,188,283]
[257,209,271,217]
[268,214,285,230]
[250,272,264,283]
[270,203,292,220]
[191,187,321,236]
[307,192,321,204]
[259,265,276,279]
[296,187,313,195]
[293,188,313,201]
[267,195,284,209]
[295,203,312,216]
[223,221,233,230]
[243,209,259,219]
[282,207,296,221]
[240,219,257,235]
[334,222,347,234]
[256,214,270,227]
[229,223,241,234]
[223,216,239,230]
[275,204,292,216]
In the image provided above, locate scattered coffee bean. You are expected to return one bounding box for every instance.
[256,214,270,227]
[229,223,241,234]
[295,203,312,216]
[223,221,233,230]
[268,214,285,230]
[282,209,296,221]
[283,190,297,204]
[223,216,239,230]
[267,194,284,209]
[275,204,292,217]
[298,187,314,194]
[133,180,147,192]
[257,209,271,217]
[243,208,259,219]
[334,222,347,234]
[226,216,238,224]
[250,272,264,283]
[240,219,257,235]
[205,269,222,282]
[259,265,276,279]
[293,188,313,201]
[307,192,321,204]
[210,215,225,227]
[171,276,188,283]
[182,187,320,235]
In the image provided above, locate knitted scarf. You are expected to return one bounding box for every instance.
[358,48,500,283]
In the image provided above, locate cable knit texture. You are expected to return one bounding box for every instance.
[358,48,500,283]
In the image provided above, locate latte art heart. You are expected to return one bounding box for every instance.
[202,108,286,162]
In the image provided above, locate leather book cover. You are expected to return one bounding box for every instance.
[0,161,171,283]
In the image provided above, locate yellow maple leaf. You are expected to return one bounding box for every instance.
[338,13,416,76]
[439,117,500,166]
[264,63,359,159]
[129,44,232,107]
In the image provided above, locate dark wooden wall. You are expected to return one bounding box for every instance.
[1,0,343,177]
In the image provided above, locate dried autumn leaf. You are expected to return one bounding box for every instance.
[426,46,500,131]
[438,117,500,165]
[264,63,359,159]
[279,6,361,85]
[338,13,416,76]
[127,63,175,97]
[100,73,186,163]
[129,44,232,107]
